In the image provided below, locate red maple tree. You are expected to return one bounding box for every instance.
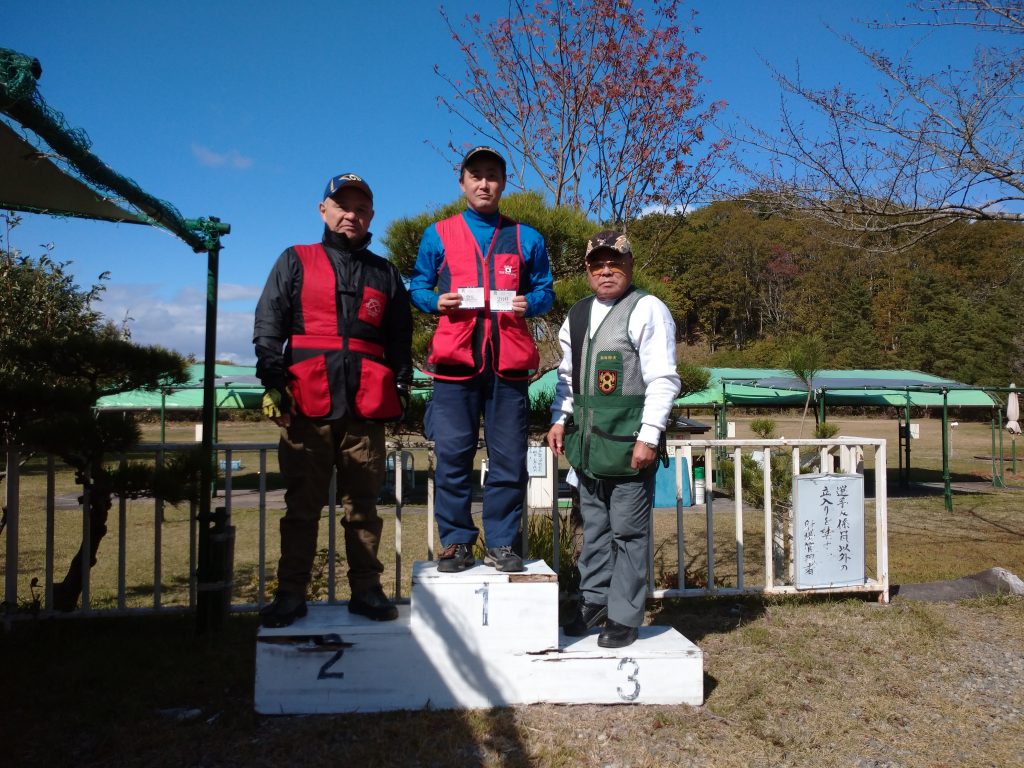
[437,0,728,227]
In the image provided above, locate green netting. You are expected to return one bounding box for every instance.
[0,49,44,108]
[0,47,218,251]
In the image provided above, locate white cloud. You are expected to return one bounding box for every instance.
[218,283,262,302]
[97,284,258,364]
[191,143,254,170]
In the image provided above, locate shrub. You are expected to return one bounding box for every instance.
[750,418,777,439]
[815,422,841,439]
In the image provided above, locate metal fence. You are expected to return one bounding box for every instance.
[2,436,888,622]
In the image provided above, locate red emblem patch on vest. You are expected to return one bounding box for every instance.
[358,286,387,327]
[597,370,618,394]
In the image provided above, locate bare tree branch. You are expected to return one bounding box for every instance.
[729,0,1024,250]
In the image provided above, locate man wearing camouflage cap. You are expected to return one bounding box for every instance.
[546,231,680,648]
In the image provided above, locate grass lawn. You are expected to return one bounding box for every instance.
[3,414,1023,766]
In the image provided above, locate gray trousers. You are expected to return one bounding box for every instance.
[577,470,655,628]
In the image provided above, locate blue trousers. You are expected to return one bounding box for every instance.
[427,371,528,548]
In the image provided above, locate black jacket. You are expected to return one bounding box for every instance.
[253,228,413,419]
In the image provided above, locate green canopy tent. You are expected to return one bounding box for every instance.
[533,365,1001,509]
[1,47,230,630]
[96,363,264,444]
[96,363,264,410]
[675,367,996,409]
[96,364,437,440]
[675,368,999,511]
[530,366,995,408]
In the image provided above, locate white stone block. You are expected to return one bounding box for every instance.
[254,560,704,713]
[412,559,559,654]
[530,627,704,705]
[255,605,435,714]
[255,606,703,713]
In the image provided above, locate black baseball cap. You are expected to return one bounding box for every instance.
[459,145,506,176]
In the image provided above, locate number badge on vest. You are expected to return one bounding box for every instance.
[597,369,618,394]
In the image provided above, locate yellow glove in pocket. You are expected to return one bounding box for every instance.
[262,388,291,420]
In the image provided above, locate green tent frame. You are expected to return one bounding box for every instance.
[533,366,1007,511]
[677,368,1002,512]
[1,47,230,631]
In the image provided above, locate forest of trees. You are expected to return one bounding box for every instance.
[628,200,1022,386]
[416,0,1024,388]
[386,195,1023,388]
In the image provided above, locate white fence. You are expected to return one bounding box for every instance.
[1,436,888,621]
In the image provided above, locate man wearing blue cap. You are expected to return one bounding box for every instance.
[410,146,554,574]
[254,173,412,627]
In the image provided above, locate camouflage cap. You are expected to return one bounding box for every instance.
[585,230,632,259]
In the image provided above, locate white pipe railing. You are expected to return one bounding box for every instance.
[644,438,888,601]
[1,435,889,622]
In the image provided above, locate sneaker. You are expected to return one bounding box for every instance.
[348,585,399,622]
[483,545,525,573]
[597,619,639,648]
[437,542,476,573]
[563,600,608,637]
[259,591,307,628]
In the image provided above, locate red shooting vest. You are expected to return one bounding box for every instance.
[287,244,401,420]
[424,214,539,381]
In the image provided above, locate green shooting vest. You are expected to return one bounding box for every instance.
[563,287,647,479]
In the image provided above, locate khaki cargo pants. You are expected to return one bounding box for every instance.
[275,414,387,597]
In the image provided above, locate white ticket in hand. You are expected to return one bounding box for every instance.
[490,290,515,312]
[457,286,485,309]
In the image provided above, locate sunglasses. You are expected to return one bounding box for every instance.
[586,258,630,274]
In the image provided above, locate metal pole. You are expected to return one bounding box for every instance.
[903,392,911,488]
[897,411,904,485]
[990,413,996,487]
[197,239,220,633]
[997,409,1006,487]
[4,450,19,617]
[942,390,952,512]
[991,410,1005,489]
[719,383,727,442]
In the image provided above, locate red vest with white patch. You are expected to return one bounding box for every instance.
[286,243,401,421]
[424,214,539,381]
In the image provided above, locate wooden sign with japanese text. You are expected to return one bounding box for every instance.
[793,473,866,589]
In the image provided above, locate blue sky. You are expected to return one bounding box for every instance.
[3,1,984,364]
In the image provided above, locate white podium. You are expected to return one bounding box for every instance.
[255,559,703,713]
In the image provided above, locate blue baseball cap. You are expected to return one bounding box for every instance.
[323,173,373,203]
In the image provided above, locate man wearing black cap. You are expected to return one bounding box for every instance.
[410,146,554,574]
[254,173,413,627]
[546,231,679,648]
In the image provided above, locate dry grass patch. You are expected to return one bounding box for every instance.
[5,597,1022,768]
